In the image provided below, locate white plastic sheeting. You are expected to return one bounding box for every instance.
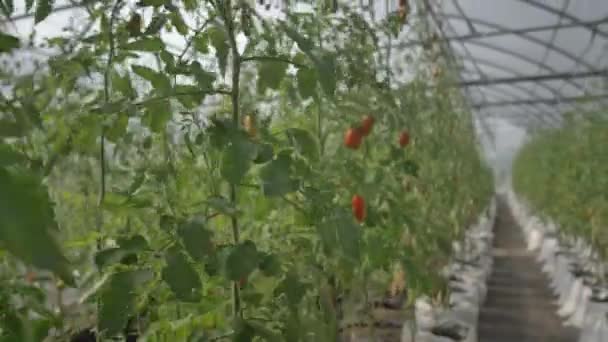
[505,188,608,342]
[402,196,497,342]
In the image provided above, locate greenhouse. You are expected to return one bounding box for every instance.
[0,0,607,341]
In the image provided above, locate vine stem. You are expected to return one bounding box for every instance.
[222,0,243,319]
[97,0,121,252]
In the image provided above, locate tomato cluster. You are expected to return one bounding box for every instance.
[344,115,411,223]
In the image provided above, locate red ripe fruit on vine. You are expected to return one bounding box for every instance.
[399,130,410,147]
[344,128,363,149]
[351,195,366,223]
[359,116,375,136]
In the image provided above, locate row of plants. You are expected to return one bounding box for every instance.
[0,0,493,340]
[513,112,608,261]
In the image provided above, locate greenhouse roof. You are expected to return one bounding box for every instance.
[2,0,607,131]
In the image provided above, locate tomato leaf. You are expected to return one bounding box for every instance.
[259,152,298,197]
[34,0,52,23]
[142,99,172,133]
[286,128,319,162]
[220,131,257,184]
[224,240,259,281]
[122,37,165,52]
[296,67,317,99]
[131,65,172,95]
[177,219,214,261]
[162,246,202,302]
[98,269,154,336]
[205,196,240,217]
[111,69,136,99]
[257,60,288,94]
[0,32,19,53]
[0,168,74,287]
[206,26,229,76]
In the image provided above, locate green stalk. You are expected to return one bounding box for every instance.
[223,0,242,318]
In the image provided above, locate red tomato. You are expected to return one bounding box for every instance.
[344,128,363,149]
[351,194,366,223]
[399,130,410,147]
[359,116,375,136]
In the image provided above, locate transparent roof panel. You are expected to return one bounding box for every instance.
[432,0,607,129]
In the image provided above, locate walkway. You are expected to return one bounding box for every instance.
[477,199,580,342]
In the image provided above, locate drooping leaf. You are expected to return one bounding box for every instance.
[224,240,259,281]
[206,26,229,76]
[131,65,172,95]
[162,246,202,302]
[122,37,165,52]
[259,152,298,197]
[169,10,188,35]
[0,32,19,53]
[143,13,168,35]
[205,196,240,217]
[98,269,154,336]
[177,219,214,261]
[111,70,136,99]
[285,128,319,161]
[34,0,52,23]
[0,168,74,286]
[296,67,317,99]
[0,144,25,167]
[220,131,257,184]
[257,60,288,94]
[142,99,172,133]
[258,252,281,276]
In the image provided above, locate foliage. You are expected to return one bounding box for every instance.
[0,0,493,340]
[513,114,608,259]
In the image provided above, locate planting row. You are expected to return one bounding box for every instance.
[0,0,493,340]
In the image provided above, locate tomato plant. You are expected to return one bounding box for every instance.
[0,0,493,340]
[514,114,608,259]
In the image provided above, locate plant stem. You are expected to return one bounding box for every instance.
[223,0,242,318]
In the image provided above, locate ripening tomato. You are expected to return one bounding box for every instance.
[243,114,257,138]
[399,130,410,147]
[344,128,363,149]
[352,194,366,223]
[359,116,375,136]
[238,277,247,289]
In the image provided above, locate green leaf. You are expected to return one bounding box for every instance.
[34,0,52,23]
[94,248,131,270]
[275,270,308,310]
[205,196,240,216]
[257,60,288,94]
[282,24,314,53]
[296,67,317,99]
[117,234,150,250]
[316,53,336,97]
[0,32,19,53]
[111,70,136,99]
[1,0,13,15]
[177,219,214,261]
[258,252,281,276]
[98,269,154,336]
[259,152,298,197]
[0,168,74,286]
[170,11,188,35]
[174,84,205,108]
[162,246,202,302]
[25,0,33,12]
[224,240,259,281]
[0,144,25,167]
[132,65,172,95]
[143,13,168,35]
[220,131,257,184]
[253,143,273,164]
[190,61,216,89]
[193,33,208,54]
[207,26,229,76]
[142,99,172,133]
[285,128,319,162]
[122,37,165,52]
[0,118,23,137]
